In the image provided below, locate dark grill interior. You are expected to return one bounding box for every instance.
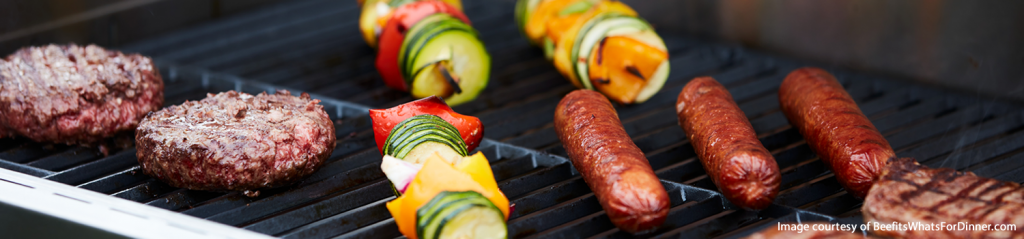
[1,0,1023,238]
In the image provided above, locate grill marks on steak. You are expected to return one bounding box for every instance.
[135,90,335,194]
[863,158,1024,238]
[0,44,164,146]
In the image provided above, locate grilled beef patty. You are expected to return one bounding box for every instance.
[0,44,164,146]
[863,158,1024,238]
[136,90,336,196]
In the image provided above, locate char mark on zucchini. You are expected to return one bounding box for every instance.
[518,0,670,104]
[364,0,489,106]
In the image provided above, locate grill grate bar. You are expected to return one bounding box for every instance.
[206,163,384,226]
[0,143,69,164]
[507,177,590,219]
[138,1,501,76]
[43,149,138,185]
[190,24,355,69]
[25,147,102,172]
[111,180,177,202]
[278,196,394,239]
[898,112,1024,162]
[76,166,148,194]
[243,181,393,235]
[796,192,861,217]
[122,0,343,54]
[523,183,709,238]
[144,189,224,211]
[0,159,53,177]
[921,127,1024,170]
[180,193,250,218]
[147,6,358,63]
[509,192,604,236]
[497,161,576,199]
[886,103,1002,149]
[994,160,1024,182]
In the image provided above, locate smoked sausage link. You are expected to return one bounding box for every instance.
[778,67,895,198]
[554,89,670,233]
[677,77,781,210]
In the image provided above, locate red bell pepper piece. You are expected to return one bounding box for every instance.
[375,0,471,91]
[370,96,483,154]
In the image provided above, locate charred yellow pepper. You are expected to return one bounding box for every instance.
[518,0,670,104]
[386,152,509,239]
[552,0,636,87]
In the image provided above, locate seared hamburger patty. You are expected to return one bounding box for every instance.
[136,90,336,196]
[863,158,1024,238]
[0,44,164,146]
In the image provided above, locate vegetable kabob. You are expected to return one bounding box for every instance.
[515,0,670,104]
[359,0,490,106]
[370,96,509,239]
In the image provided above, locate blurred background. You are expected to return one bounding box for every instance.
[1,0,1021,102]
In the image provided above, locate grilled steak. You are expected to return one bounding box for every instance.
[0,44,164,147]
[136,90,336,196]
[743,223,876,239]
[863,158,1024,238]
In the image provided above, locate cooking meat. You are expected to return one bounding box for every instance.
[863,158,1024,239]
[677,76,781,210]
[135,90,335,196]
[554,89,670,233]
[778,67,895,198]
[0,44,164,147]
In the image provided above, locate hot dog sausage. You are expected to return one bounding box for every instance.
[778,67,895,198]
[677,77,781,210]
[554,89,670,233]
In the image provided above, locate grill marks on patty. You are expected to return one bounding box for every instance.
[863,158,1024,238]
[0,44,164,146]
[135,90,336,194]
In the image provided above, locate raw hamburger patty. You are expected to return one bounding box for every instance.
[0,44,164,146]
[136,90,336,195]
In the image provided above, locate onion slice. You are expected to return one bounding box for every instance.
[381,155,423,193]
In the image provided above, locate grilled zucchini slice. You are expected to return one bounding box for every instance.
[383,114,469,165]
[399,14,490,106]
[416,191,507,239]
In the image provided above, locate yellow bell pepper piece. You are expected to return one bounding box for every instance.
[544,7,583,46]
[552,0,637,88]
[453,153,509,219]
[587,35,669,104]
[359,0,464,48]
[359,0,385,48]
[385,152,509,239]
[524,0,581,45]
[440,0,462,10]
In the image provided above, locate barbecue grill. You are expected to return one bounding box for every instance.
[2,0,1023,238]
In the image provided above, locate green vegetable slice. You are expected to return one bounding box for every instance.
[417,191,507,239]
[570,14,651,90]
[400,14,489,106]
[383,114,469,164]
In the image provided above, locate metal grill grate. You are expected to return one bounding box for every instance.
[0,0,1022,238]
